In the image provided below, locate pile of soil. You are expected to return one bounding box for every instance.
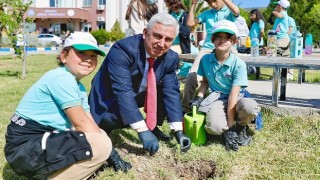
[174,159,216,179]
[117,147,216,180]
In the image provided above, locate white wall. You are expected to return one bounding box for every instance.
[34,0,49,8]
[119,0,129,32]
[62,0,75,8]
[105,0,117,31]
[77,0,83,8]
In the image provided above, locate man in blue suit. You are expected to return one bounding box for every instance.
[89,13,191,172]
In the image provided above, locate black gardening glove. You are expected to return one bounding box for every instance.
[189,96,204,109]
[138,130,159,156]
[107,148,132,172]
[222,126,239,151]
[174,130,191,153]
[235,124,252,146]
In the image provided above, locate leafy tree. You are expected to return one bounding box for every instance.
[298,3,320,44]
[0,0,32,79]
[90,29,108,45]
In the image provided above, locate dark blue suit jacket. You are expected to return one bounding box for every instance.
[89,35,183,126]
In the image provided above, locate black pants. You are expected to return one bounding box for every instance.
[5,114,92,178]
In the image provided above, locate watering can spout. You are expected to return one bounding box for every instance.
[192,106,197,117]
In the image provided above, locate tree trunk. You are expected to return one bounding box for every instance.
[22,34,26,79]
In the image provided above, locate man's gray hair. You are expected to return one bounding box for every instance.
[147,12,179,36]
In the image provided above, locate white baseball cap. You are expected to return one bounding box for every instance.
[64,32,106,56]
[212,20,238,36]
[273,0,290,9]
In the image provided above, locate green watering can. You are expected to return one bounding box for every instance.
[183,106,206,145]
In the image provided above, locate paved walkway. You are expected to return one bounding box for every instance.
[247,80,320,116]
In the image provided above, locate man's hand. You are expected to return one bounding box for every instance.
[138,130,159,155]
[189,96,204,109]
[174,130,191,153]
[222,128,239,151]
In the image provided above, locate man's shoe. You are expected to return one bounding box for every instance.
[236,125,252,146]
[152,126,173,142]
[106,149,132,173]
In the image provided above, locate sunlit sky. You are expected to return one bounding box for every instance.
[232,0,271,8]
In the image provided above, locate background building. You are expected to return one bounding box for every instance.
[24,0,166,36]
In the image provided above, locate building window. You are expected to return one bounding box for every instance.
[50,0,55,7]
[49,0,74,7]
[99,0,106,5]
[83,0,92,6]
[82,23,91,32]
[98,22,105,30]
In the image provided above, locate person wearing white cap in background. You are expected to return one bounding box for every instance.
[4,32,112,179]
[272,0,290,56]
[189,20,261,152]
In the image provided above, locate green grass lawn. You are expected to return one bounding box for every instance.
[0,54,319,179]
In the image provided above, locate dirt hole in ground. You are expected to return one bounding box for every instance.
[132,156,216,180]
[173,159,216,179]
[132,151,216,180]
[113,137,216,179]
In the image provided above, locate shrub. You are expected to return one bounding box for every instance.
[109,20,125,42]
[105,31,111,42]
[91,21,125,44]
[91,29,108,45]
